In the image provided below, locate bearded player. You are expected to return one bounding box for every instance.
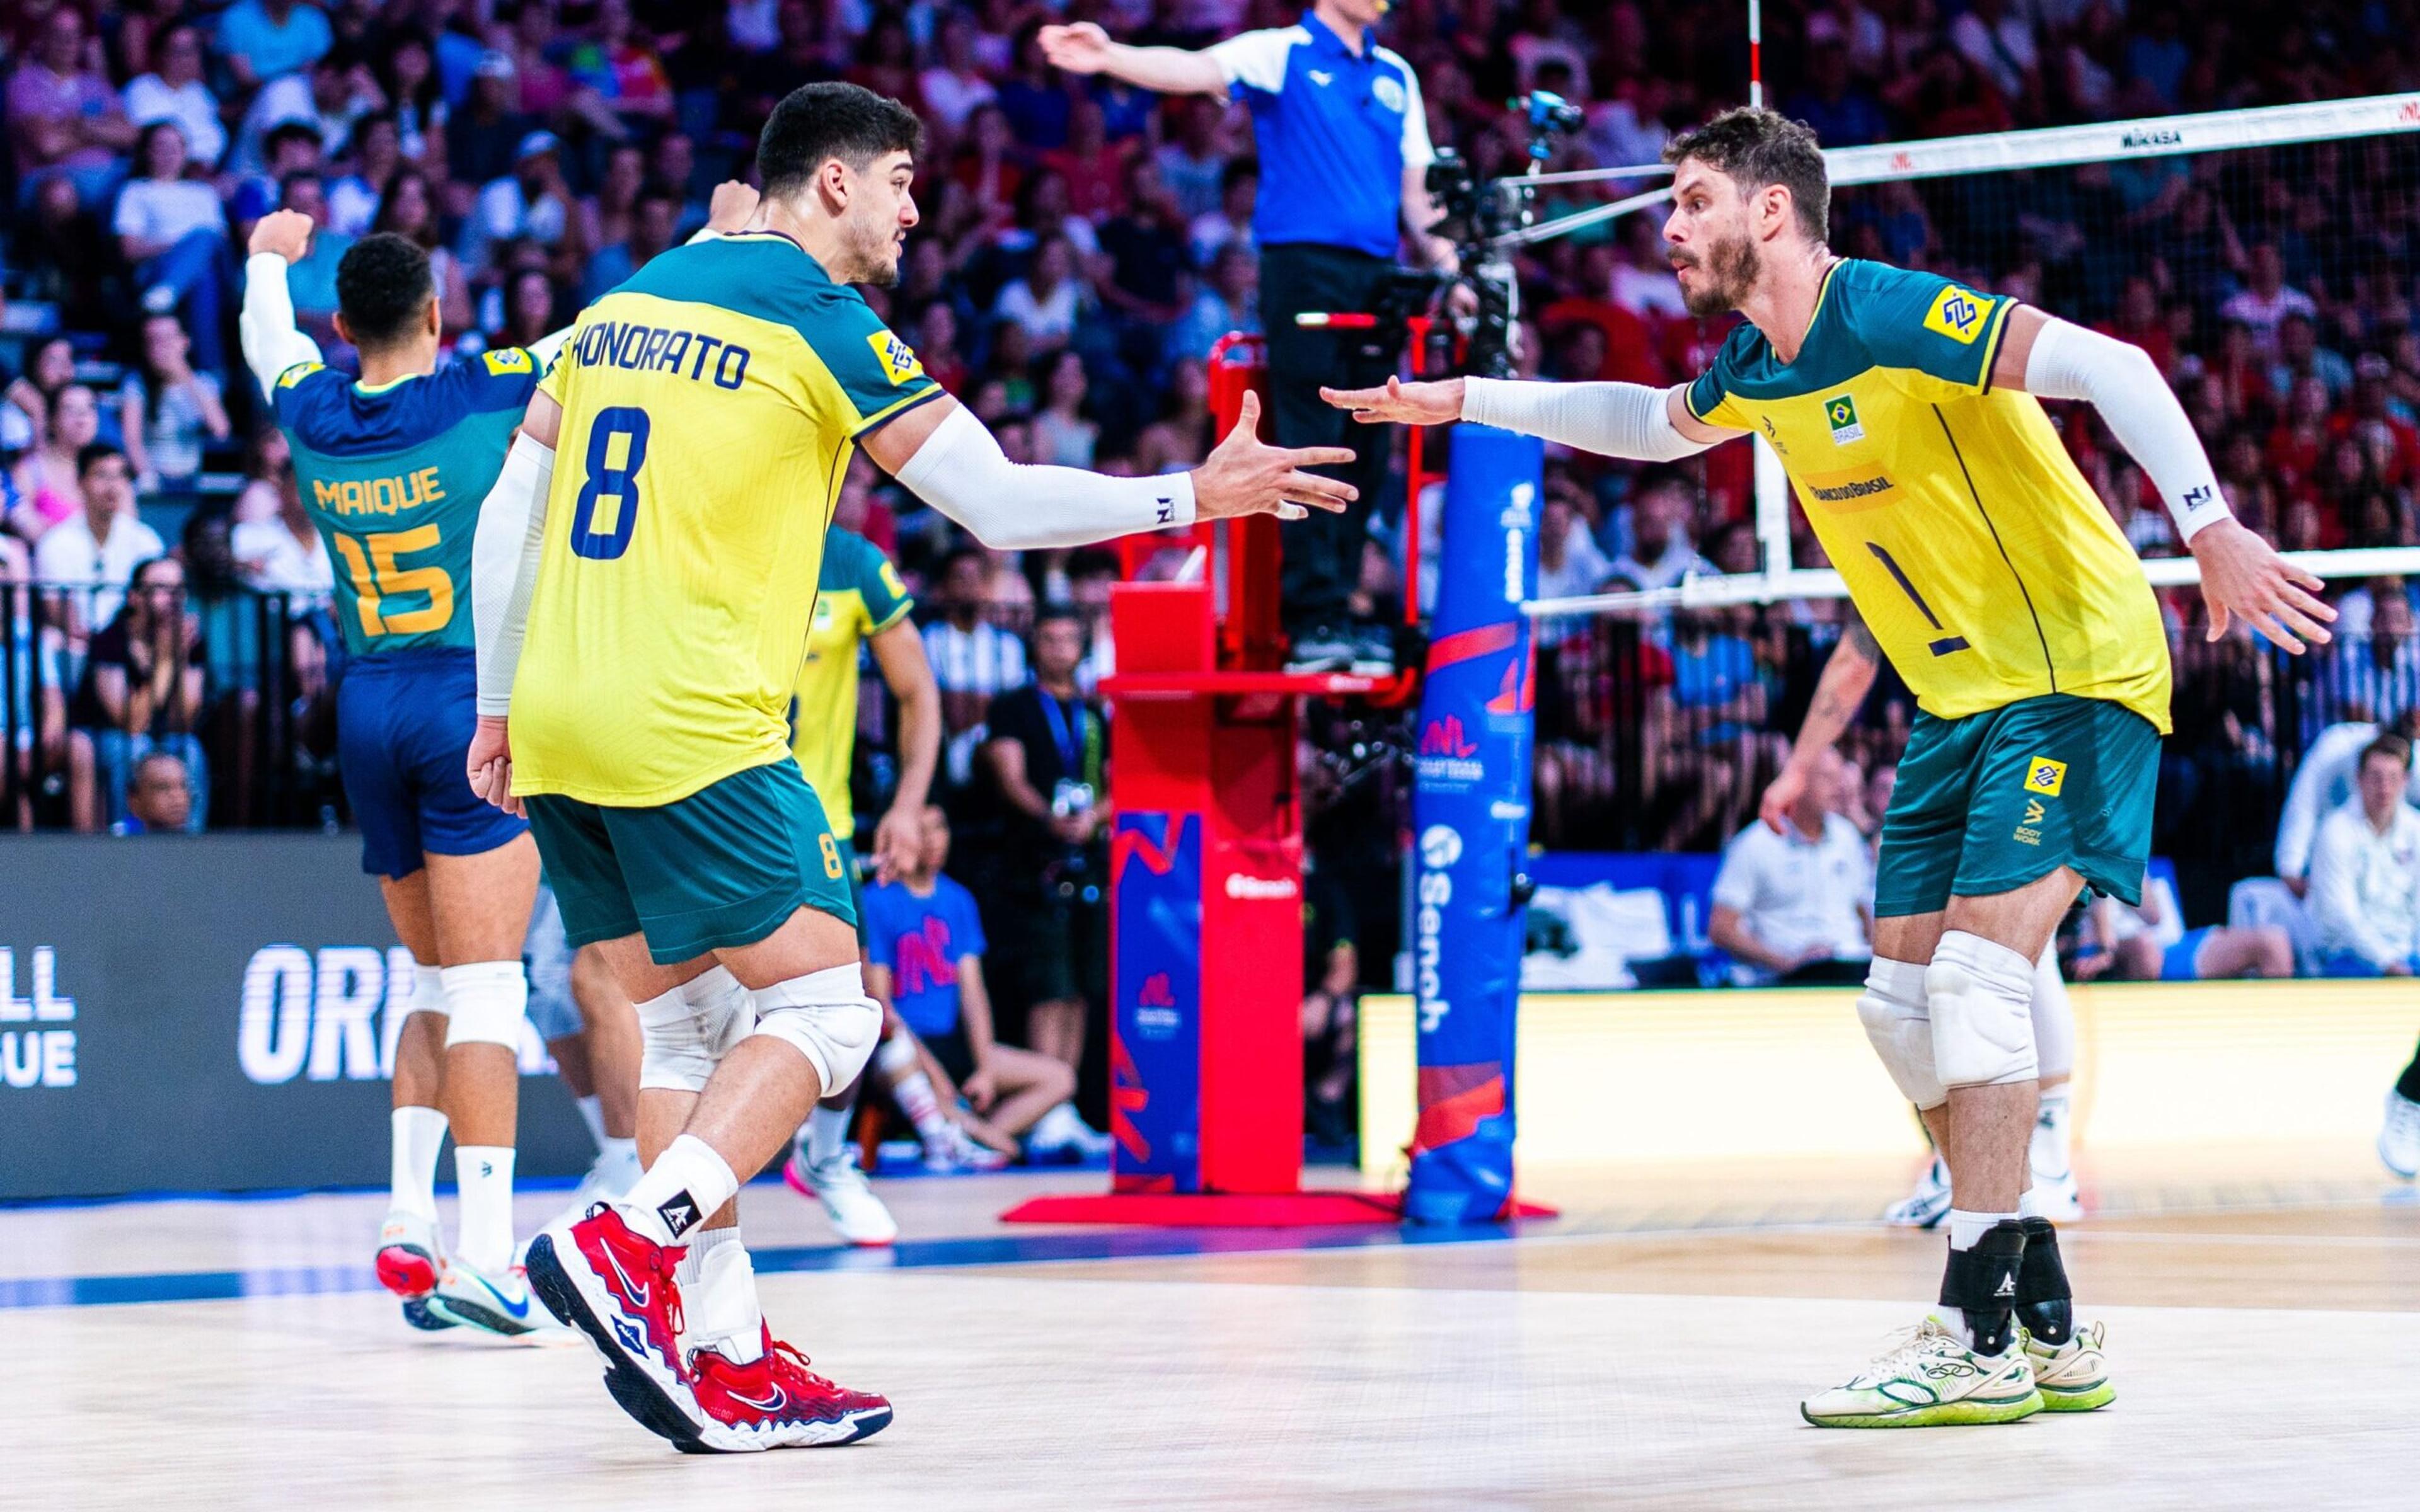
[1329,106,2330,1427]
[1760,617,2081,1228]
[468,82,1354,1453]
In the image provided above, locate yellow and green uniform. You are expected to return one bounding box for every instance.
[1687,259,2167,910]
[789,527,914,845]
[514,232,943,961]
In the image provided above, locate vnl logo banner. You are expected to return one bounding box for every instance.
[236,944,553,1085]
[0,946,79,1089]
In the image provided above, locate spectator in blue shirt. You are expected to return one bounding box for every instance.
[217,0,335,93]
[862,805,1100,1160]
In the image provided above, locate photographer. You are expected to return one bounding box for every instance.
[1044,3,1454,675]
[981,610,1113,1132]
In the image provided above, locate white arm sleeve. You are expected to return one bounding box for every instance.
[471,432,556,717]
[894,404,1196,550]
[2024,316,2232,542]
[1460,377,1717,462]
[238,253,323,397]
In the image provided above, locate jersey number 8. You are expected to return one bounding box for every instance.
[570,407,652,561]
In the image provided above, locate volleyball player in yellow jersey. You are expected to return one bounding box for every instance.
[1329,106,2333,1429]
[465,82,1356,1455]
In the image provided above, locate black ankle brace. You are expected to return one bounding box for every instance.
[2015,1215,2073,1346]
[1939,1218,2028,1356]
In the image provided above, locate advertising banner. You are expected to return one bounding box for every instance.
[1,835,591,1199]
[1405,423,1543,1223]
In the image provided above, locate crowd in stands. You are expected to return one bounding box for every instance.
[12,0,2420,1068]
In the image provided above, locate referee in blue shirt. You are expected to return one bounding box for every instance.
[1046,3,1455,673]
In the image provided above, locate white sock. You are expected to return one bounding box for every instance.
[804,1100,855,1166]
[601,1134,640,1169]
[389,1105,449,1222]
[575,1094,608,1153]
[621,1133,739,1245]
[678,1227,764,1364]
[1945,1208,2019,1251]
[453,1145,517,1273]
[2031,1084,2072,1179]
[878,1032,952,1141]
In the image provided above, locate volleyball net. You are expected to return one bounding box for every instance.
[1523,91,2420,619]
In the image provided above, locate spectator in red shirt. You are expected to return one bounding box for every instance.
[1042,98,1129,224]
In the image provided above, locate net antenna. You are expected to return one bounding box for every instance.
[1525,91,2420,621]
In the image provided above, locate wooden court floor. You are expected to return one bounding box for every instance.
[4,1147,2416,1511]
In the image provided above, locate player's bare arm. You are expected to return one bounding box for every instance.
[1990,302,2334,653]
[865,622,941,885]
[1039,21,1228,96]
[1760,618,1880,834]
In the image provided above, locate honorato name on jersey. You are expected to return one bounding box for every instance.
[568,318,753,390]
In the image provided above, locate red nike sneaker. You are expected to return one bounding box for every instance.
[687,1326,895,1452]
[524,1206,705,1450]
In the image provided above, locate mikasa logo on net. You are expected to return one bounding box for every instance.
[0,947,79,1090]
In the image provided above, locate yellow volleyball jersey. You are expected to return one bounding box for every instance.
[511,232,942,805]
[788,526,914,841]
[1686,259,2172,733]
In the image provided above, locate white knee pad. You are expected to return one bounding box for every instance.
[746,964,883,1096]
[441,961,527,1049]
[1857,957,1946,1111]
[408,963,447,1019]
[1927,931,2040,1089]
[2029,944,2075,1082]
[637,966,753,1093]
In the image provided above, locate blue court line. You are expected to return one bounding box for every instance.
[0,1218,1528,1313]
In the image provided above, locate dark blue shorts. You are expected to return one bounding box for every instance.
[338,647,529,879]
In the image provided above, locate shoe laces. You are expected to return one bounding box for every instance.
[1857,1318,1959,1380]
[2391,1095,2420,1135]
[763,1337,840,1395]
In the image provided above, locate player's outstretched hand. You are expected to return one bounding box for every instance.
[1040,22,1114,73]
[1191,391,1356,522]
[466,714,521,816]
[1321,375,1466,427]
[246,208,313,264]
[706,180,759,233]
[2190,517,2336,653]
[1757,763,1805,835]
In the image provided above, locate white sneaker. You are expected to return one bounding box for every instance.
[2025,1319,2115,1412]
[785,1148,899,1247]
[921,1121,1010,1173]
[1882,1155,1952,1228]
[2380,1090,2420,1179]
[1801,1315,2043,1428]
[376,1208,444,1299]
[550,1143,644,1233]
[2026,1169,2084,1223]
[425,1256,548,1336]
[1027,1102,1114,1164]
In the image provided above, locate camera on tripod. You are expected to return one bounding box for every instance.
[1425,91,1589,378]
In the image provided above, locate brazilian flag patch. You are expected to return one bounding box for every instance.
[1824,393,1865,445]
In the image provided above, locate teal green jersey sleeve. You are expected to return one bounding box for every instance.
[1844,263,2017,398]
[853,534,914,631]
[804,289,945,436]
[1684,326,1756,427]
